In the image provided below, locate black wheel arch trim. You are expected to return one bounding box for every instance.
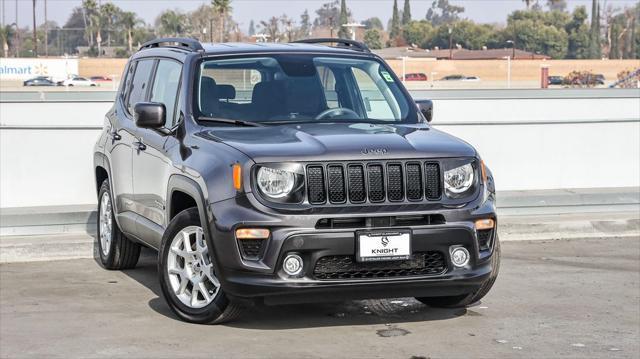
[94,151,124,230]
[166,174,224,276]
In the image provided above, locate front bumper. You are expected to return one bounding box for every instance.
[206,192,497,304]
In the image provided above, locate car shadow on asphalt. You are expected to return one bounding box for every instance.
[106,247,467,330]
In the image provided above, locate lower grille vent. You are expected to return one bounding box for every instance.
[313,252,446,280]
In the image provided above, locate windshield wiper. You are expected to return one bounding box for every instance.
[197,116,264,127]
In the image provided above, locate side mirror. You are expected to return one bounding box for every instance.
[416,99,433,123]
[134,102,166,129]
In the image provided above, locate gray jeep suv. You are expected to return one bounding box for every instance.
[93,37,499,324]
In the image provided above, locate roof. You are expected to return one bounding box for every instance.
[374,47,551,60]
[201,42,373,56]
[137,38,373,57]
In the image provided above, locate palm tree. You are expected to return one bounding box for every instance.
[101,2,119,47]
[119,11,141,53]
[0,25,16,57]
[82,0,98,46]
[212,0,232,42]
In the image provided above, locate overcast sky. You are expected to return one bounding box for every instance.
[2,0,638,31]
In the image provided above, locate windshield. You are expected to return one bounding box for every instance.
[196,54,413,125]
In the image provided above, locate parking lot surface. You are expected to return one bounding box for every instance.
[1,237,638,359]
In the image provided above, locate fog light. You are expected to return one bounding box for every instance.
[450,246,470,267]
[283,254,303,276]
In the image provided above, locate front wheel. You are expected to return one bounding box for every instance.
[158,207,243,324]
[416,237,501,308]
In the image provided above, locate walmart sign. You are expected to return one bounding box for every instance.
[0,58,78,81]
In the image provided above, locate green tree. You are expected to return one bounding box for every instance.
[0,25,16,57]
[280,15,295,42]
[337,0,349,38]
[609,5,638,59]
[100,2,119,47]
[313,1,340,31]
[402,0,412,25]
[523,0,533,10]
[299,10,311,38]
[260,16,280,42]
[403,20,433,47]
[212,0,232,42]
[82,0,99,46]
[566,6,590,58]
[429,21,496,50]
[156,10,188,37]
[426,0,465,26]
[588,0,602,58]
[547,0,567,12]
[389,0,401,40]
[502,12,569,58]
[363,17,383,30]
[363,29,382,49]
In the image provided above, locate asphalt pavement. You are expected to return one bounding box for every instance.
[1,237,639,359]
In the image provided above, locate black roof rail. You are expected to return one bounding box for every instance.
[139,37,204,52]
[291,38,370,53]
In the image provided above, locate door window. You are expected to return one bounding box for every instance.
[126,59,155,116]
[150,60,182,128]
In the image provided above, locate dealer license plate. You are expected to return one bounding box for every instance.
[356,230,411,262]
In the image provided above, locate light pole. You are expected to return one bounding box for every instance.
[209,19,213,43]
[448,26,453,60]
[503,56,511,89]
[32,0,37,57]
[44,0,47,56]
[506,39,515,59]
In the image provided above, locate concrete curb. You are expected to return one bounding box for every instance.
[1,211,638,264]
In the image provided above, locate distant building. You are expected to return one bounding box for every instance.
[374,47,551,60]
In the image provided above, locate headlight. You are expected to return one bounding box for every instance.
[444,163,474,197]
[256,167,295,198]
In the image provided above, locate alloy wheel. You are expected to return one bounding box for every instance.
[99,192,113,256]
[167,226,220,309]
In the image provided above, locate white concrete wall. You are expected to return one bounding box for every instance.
[1,90,638,208]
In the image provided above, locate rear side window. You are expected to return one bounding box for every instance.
[126,59,155,115]
[150,60,182,128]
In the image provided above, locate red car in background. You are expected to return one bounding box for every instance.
[90,76,113,82]
[404,73,428,81]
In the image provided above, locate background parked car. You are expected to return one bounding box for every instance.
[404,73,428,81]
[58,77,97,87]
[548,75,565,85]
[462,76,481,81]
[440,74,466,81]
[23,76,56,86]
[89,76,112,83]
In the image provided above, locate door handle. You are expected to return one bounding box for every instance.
[134,141,147,151]
[109,130,121,141]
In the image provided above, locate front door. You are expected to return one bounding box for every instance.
[132,59,183,232]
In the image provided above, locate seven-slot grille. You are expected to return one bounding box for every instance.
[306,161,441,205]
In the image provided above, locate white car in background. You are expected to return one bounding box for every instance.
[58,77,97,87]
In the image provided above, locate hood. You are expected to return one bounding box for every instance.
[197,122,476,163]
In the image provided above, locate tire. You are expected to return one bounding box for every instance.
[97,180,141,270]
[416,236,501,308]
[158,207,243,324]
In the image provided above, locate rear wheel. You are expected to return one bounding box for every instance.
[97,180,141,269]
[158,207,243,324]
[416,237,501,308]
